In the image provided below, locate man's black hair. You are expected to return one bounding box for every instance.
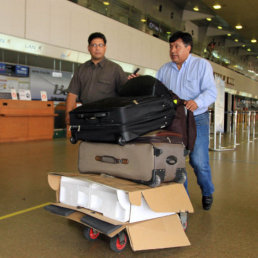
[169,31,193,52]
[88,32,107,45]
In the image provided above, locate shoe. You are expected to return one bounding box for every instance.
[202,195,213,210]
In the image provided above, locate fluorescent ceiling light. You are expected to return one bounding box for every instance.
[235,24,243,29]
[217,26,223,29]
[227,33,231,36]
[193,6,199,11]
[140,18,146,22]
[103,1,110,6]
[234,39,239,42]
[251,39,257,43]
[206,18,212,21]
[213,4,221,9]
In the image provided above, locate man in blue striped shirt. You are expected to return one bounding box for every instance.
[157,31,217,210]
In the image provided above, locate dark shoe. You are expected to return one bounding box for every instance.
[202,195,213,210]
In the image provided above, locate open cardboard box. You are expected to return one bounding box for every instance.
[47,172,194,251]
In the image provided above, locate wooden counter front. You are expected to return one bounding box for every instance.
[0,100,56,142]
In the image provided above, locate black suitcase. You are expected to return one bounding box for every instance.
[69,96,175,144]
[118,75,171,97]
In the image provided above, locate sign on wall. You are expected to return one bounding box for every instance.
[30,67,72,101]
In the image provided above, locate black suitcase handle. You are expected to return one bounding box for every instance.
[95,155,128,164]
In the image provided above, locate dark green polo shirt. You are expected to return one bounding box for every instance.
[67,57,128,104]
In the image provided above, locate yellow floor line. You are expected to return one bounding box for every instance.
[0,202,52,221]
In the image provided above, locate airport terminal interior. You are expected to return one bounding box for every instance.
[0,0,258,257]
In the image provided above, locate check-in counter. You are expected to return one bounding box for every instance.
[0,100,56,142]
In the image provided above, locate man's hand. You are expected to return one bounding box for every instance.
[184,100,198,112]
[128,73,139,80]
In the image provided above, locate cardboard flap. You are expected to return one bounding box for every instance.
[48,172,80,190]
[128,191,142,206]
[48,174,62,191]
[142,184,194,213]
[126,214,190,251]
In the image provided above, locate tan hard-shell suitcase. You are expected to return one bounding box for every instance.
[78,139,187,187]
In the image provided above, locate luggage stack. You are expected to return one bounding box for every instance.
[70,75,187,187]
[45,76,194,253]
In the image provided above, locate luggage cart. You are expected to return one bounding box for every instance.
[44,204,188,253]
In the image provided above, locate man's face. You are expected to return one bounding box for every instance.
[88,38,106,61]
[169,38,191,67]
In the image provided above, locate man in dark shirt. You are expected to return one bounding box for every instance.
[65,32,128,125]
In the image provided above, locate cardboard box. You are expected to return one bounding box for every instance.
[47,172,194,251]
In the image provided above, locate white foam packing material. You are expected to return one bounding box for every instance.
[59,176,174,223]
[59,176,130,222]
[60,176,91,207]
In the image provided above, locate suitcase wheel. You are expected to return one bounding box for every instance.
[110,231,127,253]
[173,169,187,184]
[118,137,126,146]
[148,174,161,188]
[83,227,100,241]
[70,136,77,144]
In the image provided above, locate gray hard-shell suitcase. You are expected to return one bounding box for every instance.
[78,133,187,187]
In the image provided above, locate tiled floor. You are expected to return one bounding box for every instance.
[0,126,258,258]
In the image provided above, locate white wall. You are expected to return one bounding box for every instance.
[0,0,25,38]
[0,0,257,97]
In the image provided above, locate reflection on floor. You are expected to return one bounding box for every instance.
[0,127,258,257]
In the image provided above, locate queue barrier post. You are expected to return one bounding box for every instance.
[252,111,257,141]
[210,110,236,152]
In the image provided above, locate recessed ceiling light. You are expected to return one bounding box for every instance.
[251,39,257,43]
[193,6,199,11]
[235,24,243,29]
[140,18,146,22]
[166,31,171,35]
[242,44,246,47]
[217,26,223,30]
[227,33,231,36]
[247,48,251,52]
[103,1,110,5]
[206,18,212,21]
[213,4,221,9]
[234,39,239,42]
